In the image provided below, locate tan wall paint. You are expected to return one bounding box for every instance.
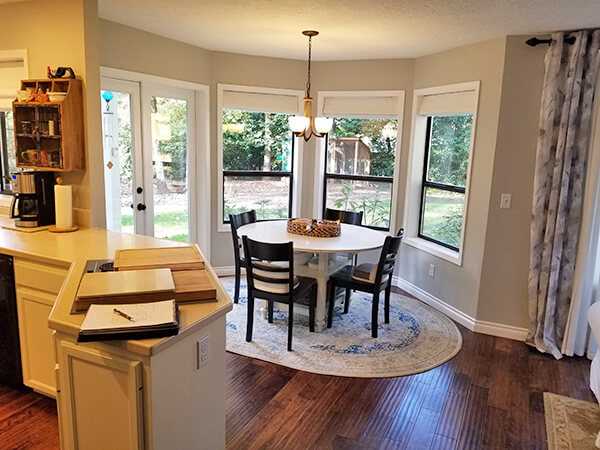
[0,0,101,226]
[98,19,211,84]
[476,36,546,327]
[398,38,507,318]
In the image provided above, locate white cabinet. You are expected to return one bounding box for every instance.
[15,287,57,396]
[56,339,144,450]
[13,258,67,397]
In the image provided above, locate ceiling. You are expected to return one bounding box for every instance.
[98,0,600,61]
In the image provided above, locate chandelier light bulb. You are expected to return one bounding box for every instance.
[289,115,310,133]
[314,117,333,134]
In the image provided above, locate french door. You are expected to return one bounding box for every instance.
[100,78,197,243]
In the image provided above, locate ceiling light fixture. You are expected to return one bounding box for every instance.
[289,30,333,141]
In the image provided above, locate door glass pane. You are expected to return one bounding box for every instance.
[327,118,397,177]
[150,96,189,242]
[325,178,392,228]
[101,90,135,234]
[224,175,290,221]
[420,187,465,248]
[426,115,473,187]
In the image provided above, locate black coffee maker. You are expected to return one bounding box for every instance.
[10,172,56,228]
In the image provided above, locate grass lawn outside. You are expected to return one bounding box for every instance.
[421,192,464,248]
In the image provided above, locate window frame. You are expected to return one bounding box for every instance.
[322,129,396,231]
[417,115,469,251]
[314,90,405,234]
[0,111,14,194]
[217,84,304,232]
[403,81,480,266]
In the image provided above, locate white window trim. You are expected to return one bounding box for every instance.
[314,90,405,233]
[217,83,305,233]
[403,81,480,266]
[99,67,211,260]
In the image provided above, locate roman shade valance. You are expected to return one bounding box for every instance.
[0,50,28,110]
[321,94,401,118]
[417,90,478,116]
[222,88,301,114]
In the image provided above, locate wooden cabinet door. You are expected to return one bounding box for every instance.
[57,340,144,450]
[15,287,57,396]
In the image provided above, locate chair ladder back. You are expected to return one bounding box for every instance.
[374,233,404,285]
[324,208,363,226]
[229,210,257,260]
[242,236,295,293]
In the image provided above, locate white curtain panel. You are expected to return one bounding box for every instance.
[562,66,600,358]
[528,30,600,359]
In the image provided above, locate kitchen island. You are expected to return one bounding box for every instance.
[0,222,232,450]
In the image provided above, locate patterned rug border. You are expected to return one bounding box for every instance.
[544,392,600,450]
[222,276,463,378]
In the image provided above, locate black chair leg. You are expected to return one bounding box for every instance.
[309,286,316,332]
[327,280,337,328]
[234,264,241,304]
[371,291,380,338]
[344,288,351,314]
[287,302,294,351]
[246,294,254,342]
[385,283,391,324]
[268,301,274,323]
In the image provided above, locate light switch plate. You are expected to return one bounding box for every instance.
[500,193,512,209]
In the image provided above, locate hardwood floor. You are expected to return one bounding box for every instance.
[0,293,594,449]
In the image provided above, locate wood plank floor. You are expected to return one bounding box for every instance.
[0,290,594,449]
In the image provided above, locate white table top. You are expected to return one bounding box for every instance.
[237,220,388,254]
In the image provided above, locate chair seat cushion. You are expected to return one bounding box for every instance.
[351,263,388,284]
[253,260,298,294]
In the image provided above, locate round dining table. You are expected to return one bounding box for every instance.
[236,220,387,332]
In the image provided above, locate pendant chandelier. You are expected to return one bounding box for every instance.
[288,30,333,141]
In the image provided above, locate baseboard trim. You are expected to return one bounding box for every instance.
[392,276,527,342]
[213,266,237,277]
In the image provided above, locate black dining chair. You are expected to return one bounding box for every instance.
[325,207,363,267]
[325,207,363,226]
[242,236,317,351]
[229,210,257,303]
[327,228,404,338]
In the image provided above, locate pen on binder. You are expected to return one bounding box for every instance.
[113,308,135,322]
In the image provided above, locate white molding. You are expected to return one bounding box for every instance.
[473,320,528,341]
[314,90,405,232]
[100,67,209,92]
[393,275,527,342]
[393,275,476,330]
[213,266,239,277]
[216,83,305,232]
[403,237,461,265]
[402,81,481,267]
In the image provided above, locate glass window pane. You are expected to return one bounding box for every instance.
[327,118,397,177]
[426,114,473,187]
[151,96,189,242]
[1,111,17,191]
[223,109,293,172]
[420,187,465,248]
[325,178,392,228]
[224,175,290,221]
[101,90,135,234]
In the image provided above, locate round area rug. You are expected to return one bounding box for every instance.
[221,276,462,378]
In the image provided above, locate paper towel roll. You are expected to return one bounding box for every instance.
[55,184,72,229]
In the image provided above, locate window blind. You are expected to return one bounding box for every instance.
[417,90,477,116]
[0,50,27,110]
[322,95,401,118]
[222,89,300,114]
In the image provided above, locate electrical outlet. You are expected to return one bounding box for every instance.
[428,264,435,277]
[500,193,512,209]
[197,335,210,369]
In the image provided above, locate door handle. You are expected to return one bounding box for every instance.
[136,203,147,211]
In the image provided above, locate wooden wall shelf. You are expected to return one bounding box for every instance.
[12,79,85,172]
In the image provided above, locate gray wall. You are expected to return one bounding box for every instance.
[98,20,544,329]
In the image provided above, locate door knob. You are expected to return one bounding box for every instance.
[136,187,143,194]
[136,203,147,211]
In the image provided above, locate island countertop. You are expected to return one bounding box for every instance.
[0,220,232,357]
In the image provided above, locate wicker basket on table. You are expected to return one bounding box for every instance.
[286,218,341,238]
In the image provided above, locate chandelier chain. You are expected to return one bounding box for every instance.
[306,35,312,97]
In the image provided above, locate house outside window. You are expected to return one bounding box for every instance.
[323,117,398,229]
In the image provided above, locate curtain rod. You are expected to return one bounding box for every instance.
[526,36,576,47]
